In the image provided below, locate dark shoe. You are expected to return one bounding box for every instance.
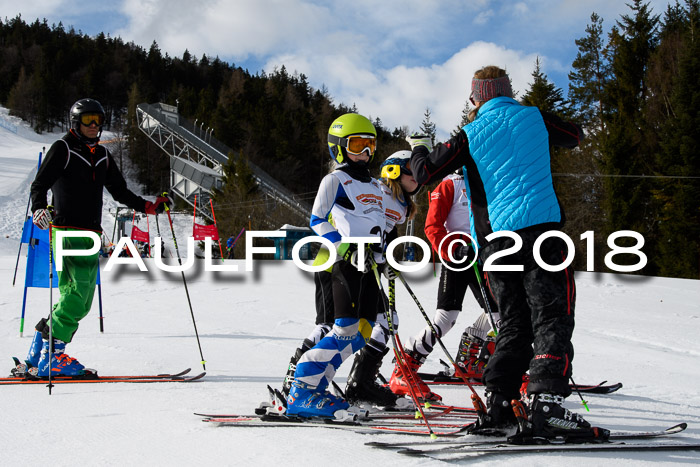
[508,393,609,443]
[282,347,306,397]
[470,391,517,433]
[345,346,398,407]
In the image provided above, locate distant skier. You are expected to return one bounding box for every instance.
[23,98,170,377]
[388,169,500,402]
[408,66,601,441]
[226,235,235,259]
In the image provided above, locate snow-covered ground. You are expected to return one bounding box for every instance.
[1,109,699,465]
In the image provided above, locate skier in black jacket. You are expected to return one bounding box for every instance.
[407,66,604,442]
[24,98,170,377]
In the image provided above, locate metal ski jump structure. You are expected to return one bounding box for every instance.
[135,102,311,221]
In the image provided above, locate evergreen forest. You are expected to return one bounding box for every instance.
[1,0,698,278]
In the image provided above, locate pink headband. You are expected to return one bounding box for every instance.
[471,76,513,102]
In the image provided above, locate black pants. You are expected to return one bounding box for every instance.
[482,230,575,398]
[314,271,334,325]
[331,260,380,322]
[437,258,496,313]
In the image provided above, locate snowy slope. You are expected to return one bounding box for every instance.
[1,111,699,466]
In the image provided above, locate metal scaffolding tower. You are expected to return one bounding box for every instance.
[136,102,311,222]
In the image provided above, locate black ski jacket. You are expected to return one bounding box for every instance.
[31,130,148,231]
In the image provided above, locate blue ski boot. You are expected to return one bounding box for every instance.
[25,330,44,368]
[36,339,86,377]
[286,383,349,418]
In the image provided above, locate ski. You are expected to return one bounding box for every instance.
[196,406,477,422]
[416,372,623,394]
[3,364,192,382]
[368,423,689,452]
[0,371,205,385]
[399,441,700,459]
[199,413,473,436]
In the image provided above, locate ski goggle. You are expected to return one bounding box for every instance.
[329,134,376,154]
[79,113,105,126]
[381,163,412,180]
[345,135,376,155]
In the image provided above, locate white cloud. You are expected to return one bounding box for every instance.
[116,0,333,60]
[2,0,679,142]
[343,42,539,142]
[473,10,494,25]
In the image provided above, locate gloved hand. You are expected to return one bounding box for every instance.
[406,133,433,152]
[451,244,474,262]
[32,208,52,230]
[380,263,398,280]
[145,194,173,215]
[337,243,374,273]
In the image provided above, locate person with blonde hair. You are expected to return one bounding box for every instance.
[343,150,420,407]
[286,113,388,418]
[407,66,605,442]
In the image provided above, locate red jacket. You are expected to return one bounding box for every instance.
[425,175,471,261]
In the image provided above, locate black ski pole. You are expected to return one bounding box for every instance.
[386,278,431,404]
[371,262,436,439]
[162,198,207,371]
[111,207,120,245]
[392,267,483,403]
[47,222,54,395]
[472,260,500,336]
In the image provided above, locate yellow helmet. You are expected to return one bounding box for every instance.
[327,113,377,164]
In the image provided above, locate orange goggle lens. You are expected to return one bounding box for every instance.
[346,136,376,155]
[79,113,104,126]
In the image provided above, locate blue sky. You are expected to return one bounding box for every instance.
[1,0,675,140]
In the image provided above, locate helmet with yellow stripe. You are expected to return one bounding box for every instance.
[327,113,377,164]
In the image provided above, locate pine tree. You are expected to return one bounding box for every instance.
[451,98,472,137]
[651,0,700,278]
[419,107,437,145]
[568,12,610,131]
[599,0,660,273]
[520,56,565,114]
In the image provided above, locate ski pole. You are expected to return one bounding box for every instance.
[569,375,590,412]
[386,278,433,405]
[392,266,484,405]
[47,222,54,395]
[12,200,31,287]
[371,262,436,439]
[162,196,207,371]
[472,260,500,336]
[13,148,44,287]
[111,207,120,245]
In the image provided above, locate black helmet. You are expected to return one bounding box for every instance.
[70,98,105,143]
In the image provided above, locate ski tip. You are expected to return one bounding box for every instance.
[365,441,386,447]
[668,423,688,432]
[397,448,425,457]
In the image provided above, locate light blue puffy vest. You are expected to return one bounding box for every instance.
[462,97,561,237]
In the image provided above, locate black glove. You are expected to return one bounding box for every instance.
[338,243,374,273]
[452,244,474,263]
